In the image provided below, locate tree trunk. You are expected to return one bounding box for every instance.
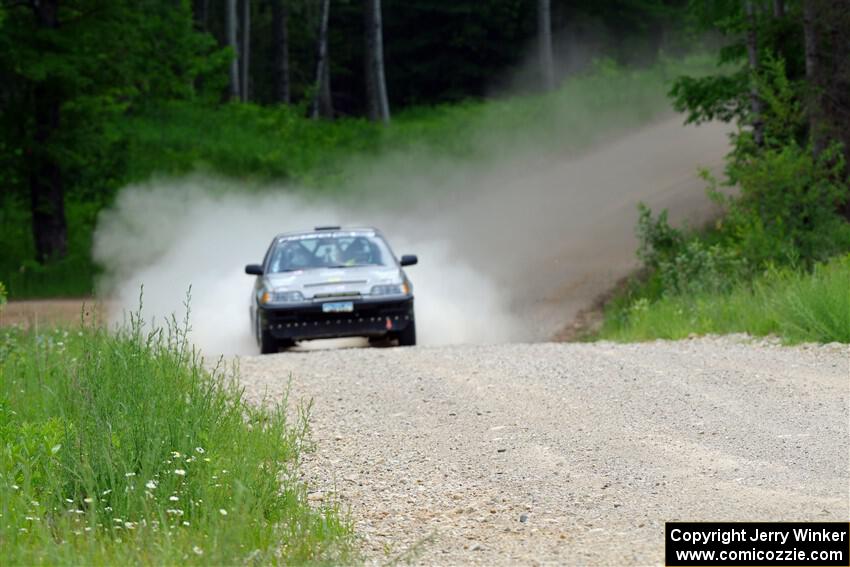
[193,0,210,30]
[744,0,764,147]
[803,0,850,220]
[240,0,251,102]
[311,0,333,119]
[773,0,785,18]
[538,0,555,91]
[364,0,390,123]
[227,0,240,100]
[802,0,824,156]
[29,0,67,263]
[271,0,290,104]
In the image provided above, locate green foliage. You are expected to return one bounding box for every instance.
[121,101,380,186]
[0,310,351,564]
[624,52,850,342]
[0,0,228,203]
[0,198,99,298]
[714,142,850,268]
[629,140,850,311]
[669,69,748,124]
[1,55,715,298]
[598,254,850,343]
[671,1,806,128]
[636,205,745,296]
[634,53,850,307]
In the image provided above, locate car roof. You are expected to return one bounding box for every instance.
[273,226,383,242]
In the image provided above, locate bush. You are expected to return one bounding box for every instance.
[636,204,744,296]
[714,142,850,269]
[634,138,850,302]
[0,310,350,564]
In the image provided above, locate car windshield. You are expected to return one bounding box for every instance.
[267,233,394,273]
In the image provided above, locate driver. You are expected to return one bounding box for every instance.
[340,237,373,266]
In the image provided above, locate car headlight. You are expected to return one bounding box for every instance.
[260,290,304,304]
[370,283,409,296]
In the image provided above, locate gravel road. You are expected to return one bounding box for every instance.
[238,336,850,565]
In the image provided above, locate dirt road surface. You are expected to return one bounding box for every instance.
[239,337,850,565]
[0,299,107,329]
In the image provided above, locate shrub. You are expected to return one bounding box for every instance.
[636,204,744,296]
[714,142,850,269]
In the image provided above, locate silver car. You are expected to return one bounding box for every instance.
[245,226,417,354]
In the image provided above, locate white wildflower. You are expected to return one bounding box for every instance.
[218,509,228,516]
[174,469,186,476]
[192,546,203,556]
[145,480,157,490]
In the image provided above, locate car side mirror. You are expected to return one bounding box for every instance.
[400,254,418,267]
[245,264,264,276]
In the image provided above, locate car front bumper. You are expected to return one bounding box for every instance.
[258,296,414,341]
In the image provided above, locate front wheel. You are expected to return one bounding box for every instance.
[396,321,416,347]
[257,316,278,355]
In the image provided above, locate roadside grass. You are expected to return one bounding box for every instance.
[2,54,716,299]
[597,254,850,344]
[0,308,351,565]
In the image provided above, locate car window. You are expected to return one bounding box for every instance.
[268,233,393,273]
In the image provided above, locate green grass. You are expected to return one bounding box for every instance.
[0,309,351,564]
[1,54,717,299]
[597,254,850,343]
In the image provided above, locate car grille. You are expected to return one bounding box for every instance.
[313,291,362,299]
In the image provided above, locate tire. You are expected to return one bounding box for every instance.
[257,316,278,355]
[396,321,416,347]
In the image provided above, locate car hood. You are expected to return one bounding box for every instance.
[264,266,403,299]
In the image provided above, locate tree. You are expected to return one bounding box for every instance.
[802,0,822,154]
[802,0,850,160]
[802,0,850,219]
[0,0,225,265]
[744,0,764,146]
[241,0,252,101]
[538,0,555,91]
[27,0,66,262]
[311,0,333,119]
[227,0,240,99]
[271,0,290,103]
[193,0,210,31]
[364,0,390,123]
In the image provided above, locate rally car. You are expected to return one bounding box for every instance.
[245,226,417,354]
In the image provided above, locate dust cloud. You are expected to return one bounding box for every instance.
[94,106,730,356]
[94,178,521,354]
